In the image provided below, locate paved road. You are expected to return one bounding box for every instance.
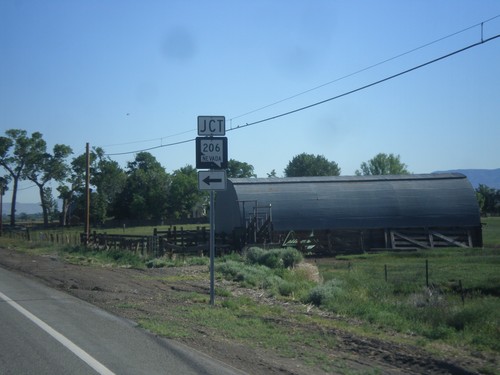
[0,266,246,375]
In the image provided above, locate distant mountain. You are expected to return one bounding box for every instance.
[2,202,42,215]
[433,169,500,189]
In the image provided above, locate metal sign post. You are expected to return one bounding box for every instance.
[196,115,227,306]
[209,190,215,305]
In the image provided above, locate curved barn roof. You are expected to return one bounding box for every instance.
[215,173,481,233]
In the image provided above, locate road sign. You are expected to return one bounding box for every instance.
[198,170,227,191]
[195,116,228,306]
[196,137,228,169]
[198,116,225,136]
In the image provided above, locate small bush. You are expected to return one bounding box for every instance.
[245,247,303,269]
[215,260,242,279]
[262,274,283,291]
[306,279,346,307]
[277,280,296,297]
[281,247,303,268]
[215,260,274,288]
[259,251,283,269]
[236,265,275,288]
[245,247,266,264]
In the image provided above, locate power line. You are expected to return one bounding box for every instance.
[102,129,194,148]
[104,28,500,157]
[230,33,500,131]
[228,14,500,124]
[105,15,499,153]
[105,138,194,156]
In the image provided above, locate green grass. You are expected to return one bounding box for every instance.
[139,316,192,339]
[0,236,59,255]
[59,245,146,268]
[2,217,499,368]
[145,256,209,268]
[482,216,500,247]
[144,293,341,371]
[315,248,500,351]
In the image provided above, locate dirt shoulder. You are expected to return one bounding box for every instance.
[0,247,497,375]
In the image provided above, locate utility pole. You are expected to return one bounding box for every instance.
[85,143,90,244]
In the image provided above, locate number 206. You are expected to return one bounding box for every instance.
[202,142,221,153]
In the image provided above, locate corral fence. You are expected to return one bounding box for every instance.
[81,226,233,258]
[2,226,81,245]
[2,225,233,258]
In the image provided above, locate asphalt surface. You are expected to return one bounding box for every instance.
[0,266,246,375]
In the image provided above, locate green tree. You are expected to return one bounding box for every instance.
[58,151,91,226]
[61,147,126,225]
[92,148,126,224]
[24,143,73,225]
[168,165,207,219]
[42,186,60,222]
[476,184,500,215]
[355,153,410,176]
[226,159,256,178]
[284,153,341,177]
[113,152,170,221]
[57,184,73,225]
[0,129,47,226]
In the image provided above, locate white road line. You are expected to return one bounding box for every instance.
[0,290,116,375]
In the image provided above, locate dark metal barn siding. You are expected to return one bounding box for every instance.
[215,174,481,247]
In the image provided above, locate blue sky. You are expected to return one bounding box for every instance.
[1,0,500,203]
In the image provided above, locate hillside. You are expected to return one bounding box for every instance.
[434,168,500,189]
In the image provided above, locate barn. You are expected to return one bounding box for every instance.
[214,173,482,253]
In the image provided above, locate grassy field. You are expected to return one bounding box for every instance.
[482,216,500,247]
[1,217,499,373]
[314,247,499,350]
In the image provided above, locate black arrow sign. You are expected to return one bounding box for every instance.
[203,176,222,185]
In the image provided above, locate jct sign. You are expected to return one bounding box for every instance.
[198,116,225,136]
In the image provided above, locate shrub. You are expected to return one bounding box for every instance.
[281,247,303,268]
[259,251,283,269]
[215,260,242,279]
[277,280,296,297]
[215,260,274,288]
[306,278,346,307]
[245,247,303,269]
[245,247,266,265]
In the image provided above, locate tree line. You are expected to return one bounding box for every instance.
[4,128,494,227]
[476,185,500,216]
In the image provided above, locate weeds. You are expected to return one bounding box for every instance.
[2,223,498,358]
[218,245,499,352]
[216,248,315,299]
[145,256,208,268]
[245,246,303,268]
[59,245,145,268]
